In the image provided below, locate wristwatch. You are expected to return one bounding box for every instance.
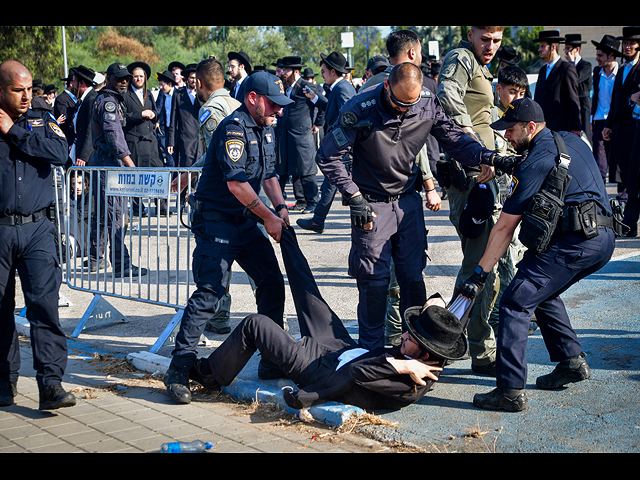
[275,204,287,213]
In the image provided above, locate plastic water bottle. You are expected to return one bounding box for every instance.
[161,440,214,453]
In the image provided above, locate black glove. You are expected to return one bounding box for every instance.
[347,194,373,229]
[487,153,525,174]
[459,266,490,300]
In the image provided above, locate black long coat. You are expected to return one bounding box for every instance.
[122,87,163,168]
[276,79,325,177]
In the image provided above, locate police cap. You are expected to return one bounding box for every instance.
[491,98,545,131]
[244,72,294,107]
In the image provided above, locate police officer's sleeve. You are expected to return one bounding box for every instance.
[429,97,494,167]
[216,123,250,183]
[102,100,131,160]
[5,113,68,166]
[316,124,359,198]
[437,51,473,129]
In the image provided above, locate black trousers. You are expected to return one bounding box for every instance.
[0,219,67,389]
[204,228,357,388]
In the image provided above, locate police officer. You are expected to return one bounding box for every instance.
[462,99,616,412]
[317,63,520,352]
[89,63,147,278]
[165,72,294,405]
[0,61,75,410]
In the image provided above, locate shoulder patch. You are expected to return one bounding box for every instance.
[359,98,377,111]
[49,122,66,138]
[104,101,117,113]
[331,127,349,148]
[225,139,245,162]
[508,176,519,198]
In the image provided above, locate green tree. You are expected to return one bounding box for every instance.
[0,26,63,83]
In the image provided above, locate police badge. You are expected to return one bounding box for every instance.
[226,139,245,162]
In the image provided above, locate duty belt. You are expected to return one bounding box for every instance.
[0,208,49,227]
[363,190,414,204]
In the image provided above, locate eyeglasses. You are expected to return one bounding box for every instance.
[388,85,422,109]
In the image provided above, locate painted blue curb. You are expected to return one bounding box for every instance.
[222,379,366,428]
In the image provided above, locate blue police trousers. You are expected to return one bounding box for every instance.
[0,219,67,390]
[349,192,428,351]
[497,228,616,390]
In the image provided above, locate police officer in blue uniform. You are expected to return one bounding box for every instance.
[165,72,294,405]
[0,61,76,410]
[462,99,616,412]
[89,63,147,278]
[317,63,519,352]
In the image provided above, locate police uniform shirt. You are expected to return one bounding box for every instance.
[91,89,131,163]
[317,82,495,199]
[0,109,68,217]
[195,103,277,216]
[503,128,611,217]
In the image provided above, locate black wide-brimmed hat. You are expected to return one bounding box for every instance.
[497,46,520,65]
[404,306,468,362]
[563,34,587,46]
[617,26,640,41]
[156,70,176,85]
[280,56,307,70]
[592,35,623,57]
[71,65,98,86]
[534,30,566,43]
[320,51,349,75]
[228,51,252,74]
[128,61,151,79]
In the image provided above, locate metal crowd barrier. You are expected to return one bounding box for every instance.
[57,166,202,353]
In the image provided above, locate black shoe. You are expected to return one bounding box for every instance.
[296,218,324,234]
[190,359,221,392]
[84,259,108,272]
[164,365,192,404]
[114,265,148,278]
[0,381,17,407]
[536,354,591,390]
[473,388,528,413]
[288,203,307,213]
[39,385,76,411]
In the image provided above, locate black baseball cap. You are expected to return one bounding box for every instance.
[243,72,294,107]
[491,98,546,131]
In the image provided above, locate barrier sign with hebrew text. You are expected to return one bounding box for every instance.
[106,170,171,198]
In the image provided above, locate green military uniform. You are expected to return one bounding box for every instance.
[194,88,241,333]
[438,41,508,372]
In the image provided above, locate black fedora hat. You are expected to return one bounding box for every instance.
[228,51,252,74]
[563,34,587,46]
[459,183,495,240]
[320,51,349,75]
[592,35,623,57]
[302,67,318,78]
[617,26,640,41]
[534,30,566,43]
[404,306,468,362]
[280,56,307,70]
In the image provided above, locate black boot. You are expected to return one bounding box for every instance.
[39,385,76,411]
[0,381,18,408]
[165,364,193,405]
[190,359,221,392]
[537,354,591,390]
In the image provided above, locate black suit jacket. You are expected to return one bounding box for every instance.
[167,87,203,168]
[74,88,98,164]
[314,78,357,129]
[122,87,162,168]
[535,59,582,133]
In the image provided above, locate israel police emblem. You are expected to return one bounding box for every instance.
[226,139,245,162]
